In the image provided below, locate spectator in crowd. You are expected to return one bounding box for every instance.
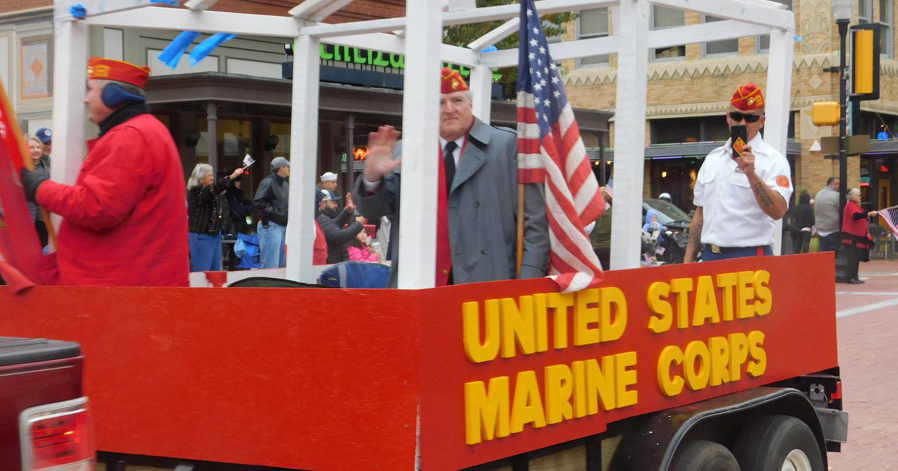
[20,57,189,286]
[348,227,382,262]
[223,168,254,236]
[35,127,52,158]
[318,189,363,264]
[785,191,814,254]
[315,171,339,209]
[254,156,290,268]
[25,135,50,248]
[354,67,549,287]
[685,83,792,262]
[186,164,243,272]
[840,188,877,284]
[814,177,841,252]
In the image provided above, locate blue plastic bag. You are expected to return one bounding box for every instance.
[234,233,261,269]
[318,261,389,288]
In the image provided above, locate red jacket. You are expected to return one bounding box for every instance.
[37,114,189,286]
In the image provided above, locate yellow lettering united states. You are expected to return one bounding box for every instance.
[462,287,628,363]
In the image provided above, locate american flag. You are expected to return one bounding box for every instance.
[879,205,898,239]
[517,0,604,293]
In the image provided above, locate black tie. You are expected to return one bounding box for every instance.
[444,141,457,196]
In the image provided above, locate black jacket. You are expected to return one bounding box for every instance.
[318,208,363,264]
[786,192,815,232]
[187,176,229,235]
[225,185,254,234]
[254,172,289,226]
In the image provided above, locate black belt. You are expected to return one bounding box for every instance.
[704,244,767,254]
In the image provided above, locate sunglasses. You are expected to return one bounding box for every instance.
[728,111,763,123]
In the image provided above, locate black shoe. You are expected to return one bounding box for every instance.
[847,278,865,284]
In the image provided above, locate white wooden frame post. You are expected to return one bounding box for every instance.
[609,0,650,270]
[285,32,321,283]
[49,8,88,190]
[395,2,442,289]
[50,0,795,286]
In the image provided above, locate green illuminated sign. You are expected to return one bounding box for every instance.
[317,44,502,81]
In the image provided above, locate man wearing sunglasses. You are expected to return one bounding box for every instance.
[684,83,793,262]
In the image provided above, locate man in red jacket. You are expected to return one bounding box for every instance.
[21,57,189,286]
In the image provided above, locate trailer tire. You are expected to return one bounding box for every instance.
[732,414,824,471]
[669,439,740,471]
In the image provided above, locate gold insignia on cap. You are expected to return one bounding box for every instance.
[89,64,111,78]
[747,97,755,106]
[451,79,459,90]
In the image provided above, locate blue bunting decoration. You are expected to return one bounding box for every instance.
[189,33,236,66]
[158,31,200,68]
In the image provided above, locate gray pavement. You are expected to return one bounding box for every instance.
[827,259,898,470]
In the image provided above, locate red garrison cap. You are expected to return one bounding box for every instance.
[441,67,468,94]
[87,57,150,89]
[731,83,765,110]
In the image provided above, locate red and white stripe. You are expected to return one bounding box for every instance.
[517,91,605,293]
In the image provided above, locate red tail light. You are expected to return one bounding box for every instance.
[19,397,95,471]
[831,381,843,400]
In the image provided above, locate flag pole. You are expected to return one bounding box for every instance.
[516,182,525,276]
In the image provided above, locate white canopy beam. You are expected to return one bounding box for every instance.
[300,0,616,39]
[482,19,771,68]
[83,8,300,37]
[184,0,220,11]
[468,18,519,52]
[609,0,651,270]
[285,33,321,283]
[289,0,356,22]
[651,0,793,31]
[482,35,619,68]
[54,0,159,20]
[396,2,442,289]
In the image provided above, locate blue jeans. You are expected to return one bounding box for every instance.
[189,232,222,272]
[702,245,773,262]
[258,221,286,268]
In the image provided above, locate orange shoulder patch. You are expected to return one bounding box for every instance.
[776,175,790,188]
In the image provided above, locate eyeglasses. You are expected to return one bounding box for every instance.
[728,111,763,123]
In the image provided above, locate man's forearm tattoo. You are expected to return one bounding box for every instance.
[753,182,774,208]
[688,221,702,247]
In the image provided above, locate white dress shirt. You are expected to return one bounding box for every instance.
[693,134,793,247]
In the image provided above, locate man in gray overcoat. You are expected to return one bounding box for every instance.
[354,67,549,287]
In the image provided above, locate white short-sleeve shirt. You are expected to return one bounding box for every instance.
[693,134,793,247]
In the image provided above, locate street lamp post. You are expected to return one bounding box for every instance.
[833,0,854,227]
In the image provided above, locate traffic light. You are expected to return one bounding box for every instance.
[851,24,880,101]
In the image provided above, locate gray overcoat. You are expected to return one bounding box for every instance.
[353,118,550,287]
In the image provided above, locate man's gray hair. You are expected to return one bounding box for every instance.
[848,188,861,198]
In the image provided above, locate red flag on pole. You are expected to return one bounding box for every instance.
[517,0,604,293]
[0,80,55,286]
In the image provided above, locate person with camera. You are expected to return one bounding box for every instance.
[20,57,189,286]
[684,83,793,262]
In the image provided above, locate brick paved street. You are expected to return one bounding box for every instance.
[826,259,898,470]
